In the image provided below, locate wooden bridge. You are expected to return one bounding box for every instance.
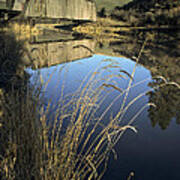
[0,0,96,22]
[0,0,20,20]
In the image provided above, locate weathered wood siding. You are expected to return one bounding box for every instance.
[12,0,96,21]
[0,0,8,9]
[13,0,26,11]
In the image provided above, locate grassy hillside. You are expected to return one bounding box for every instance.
[110,0,180,26]
[95,0,132,12]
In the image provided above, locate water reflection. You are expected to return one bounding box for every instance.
[24,33,95,68]
[27,53,180,180]
[1,28,180,180]
[24,29,180,131]
[102,30,180,84]
[95,29,180,130]
[148,83,180,129]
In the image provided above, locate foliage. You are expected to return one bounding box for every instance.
[98,7,107,18]
[95,0,132,13]
[110,0,180,26]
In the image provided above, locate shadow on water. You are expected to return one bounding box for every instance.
[0,31,42,179]
[0,31,26,89]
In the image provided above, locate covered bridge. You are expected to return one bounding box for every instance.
[0,0,96,21]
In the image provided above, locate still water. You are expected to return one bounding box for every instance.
[26,46,180,180]
[0,20,180,179]
[1,26,178,180]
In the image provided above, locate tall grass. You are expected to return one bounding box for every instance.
[0,32,179,180]
[0,58,137,179]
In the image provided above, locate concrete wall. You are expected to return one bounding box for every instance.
[12,0,96,21]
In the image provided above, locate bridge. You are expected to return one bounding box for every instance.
[0,0,20,21]
[0,0,96,22]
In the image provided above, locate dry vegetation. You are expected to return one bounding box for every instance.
[0,28,180,180]
[0,53,140,179]
[73,18,132,43]
[0,30,140,179]
[1,22,41,40]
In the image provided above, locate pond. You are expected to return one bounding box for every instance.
[0,28,180,180]
[25,29,180,180]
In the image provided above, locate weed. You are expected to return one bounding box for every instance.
[0,31,179,180]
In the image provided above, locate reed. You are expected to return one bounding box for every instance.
[0,32,179,180]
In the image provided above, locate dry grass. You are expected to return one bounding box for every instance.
[73,18,133,43]
[0,60,140,179]
[0,31,180,180]
[2,22,42,40]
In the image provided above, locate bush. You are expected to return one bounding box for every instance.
[98,7,107,17]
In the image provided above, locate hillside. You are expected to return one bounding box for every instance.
[95,0,132,13]
[111,0,180,26]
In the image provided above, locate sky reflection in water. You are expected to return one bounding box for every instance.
[26,54,180,180]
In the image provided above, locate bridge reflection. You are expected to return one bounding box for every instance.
[24,35,95,69]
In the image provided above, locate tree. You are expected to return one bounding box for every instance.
[98,7,107,17]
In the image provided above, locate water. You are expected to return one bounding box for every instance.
[1,28,180,179]
[27,52,180,180]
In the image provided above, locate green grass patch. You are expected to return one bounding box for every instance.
[95,0,132,12]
